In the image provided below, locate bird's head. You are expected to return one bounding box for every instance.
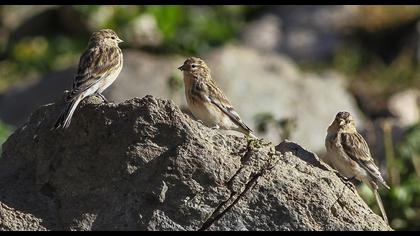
[88,29,123,47]
[328,111,357,133]
[178,57,211,80]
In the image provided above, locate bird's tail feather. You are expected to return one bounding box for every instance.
[248,132,258,139]
[374,189,389,224]
[52,97,81,130]
[382,180,390,190]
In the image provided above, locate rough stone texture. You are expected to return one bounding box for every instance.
[0,46,362,153]
[0,203,47,231]
[0,95,390,230]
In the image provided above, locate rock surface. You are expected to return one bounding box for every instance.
[0,95,390,230]
[0,45,362,153]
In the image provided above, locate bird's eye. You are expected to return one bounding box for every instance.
[191,64,196,68]
[111,36,116,40]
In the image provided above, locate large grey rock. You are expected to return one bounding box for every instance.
[0,46,362,153]
[0,95,390,230]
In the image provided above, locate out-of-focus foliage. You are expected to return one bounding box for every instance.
[347,6,420,32]
[359,122,420,230]
[0,120,12,154]
[0,5,263,93]
[388,122,420,230]
[296,6,420,230]
[167,72,183,96]
[254,112,297,141]
[11,36,85,73]
[0,60,19,92]
[1,35,85,93]
[75,5,260,54]
[333,45,420,101]
[303,6,420,104]
[145,5,252,54]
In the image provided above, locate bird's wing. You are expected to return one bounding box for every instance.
[205,80,253,133]
[340,132,382,181]
[67,46,121,101]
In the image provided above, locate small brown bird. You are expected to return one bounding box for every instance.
[324,111,390,224]
[178,57,256,138]
[53,29,124,129]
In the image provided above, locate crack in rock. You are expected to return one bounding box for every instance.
[198,143,277,231]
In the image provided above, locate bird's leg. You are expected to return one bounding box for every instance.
[195,119,203,124]
[340,176,356,182]
[338,175,357,192]
[211,124,220,130]
[94,92,109,103]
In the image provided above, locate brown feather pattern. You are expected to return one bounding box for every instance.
[67,46,122,101]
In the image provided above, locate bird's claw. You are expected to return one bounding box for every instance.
[95,93,110,103]
[211,125,220,130]
[338,175,357,192]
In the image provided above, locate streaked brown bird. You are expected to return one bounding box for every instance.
[178,57,256,138]
[53,29,124,129]
[324,111,390,224]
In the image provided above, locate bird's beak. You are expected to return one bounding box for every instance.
[117,38,124,43]
[339,120,345,126]
[178,64,186,71]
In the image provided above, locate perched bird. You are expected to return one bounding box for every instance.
[53,29,124,129]
[178,57,256,138]
[324,111,390,224]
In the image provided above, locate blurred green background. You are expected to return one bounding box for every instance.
[0,5,419,230]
